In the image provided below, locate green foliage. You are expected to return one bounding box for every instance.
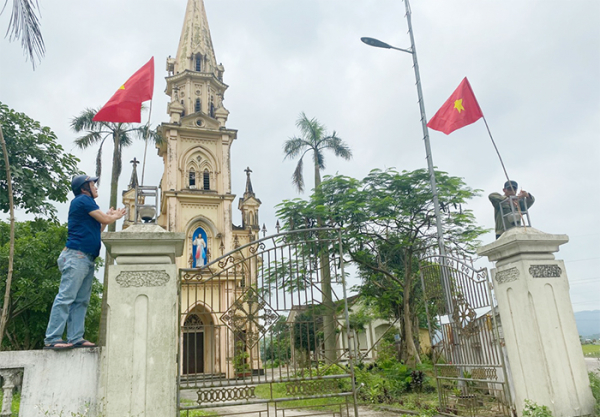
[283,112,352,193]
[232,340,250,375]
[277,168,486,362]
[261,315,291,366]
[589,371,600,415]
[0,102,80,218]
[0,219,102,350]
[522,399,553,417]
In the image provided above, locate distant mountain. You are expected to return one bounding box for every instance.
[575,310,600,337]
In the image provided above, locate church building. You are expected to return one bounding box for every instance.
[124,0,262,376]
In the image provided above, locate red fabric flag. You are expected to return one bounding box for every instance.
[93,57,154,123]
[427,77,483,135]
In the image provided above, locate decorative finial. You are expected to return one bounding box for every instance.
[262,224,267,237]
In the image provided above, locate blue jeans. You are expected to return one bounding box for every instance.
[45,248,95,344]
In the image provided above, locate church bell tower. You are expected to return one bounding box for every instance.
[156,0,260,270]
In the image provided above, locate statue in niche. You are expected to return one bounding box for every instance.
[192,227,208,268]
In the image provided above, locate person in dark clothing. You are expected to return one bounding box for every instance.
[44,175,126,349]
[489,180,534,239]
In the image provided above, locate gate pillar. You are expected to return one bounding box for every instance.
[101,224,184,417]
[478,227,594,416]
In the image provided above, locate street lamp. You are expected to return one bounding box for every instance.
[361,1,458,345]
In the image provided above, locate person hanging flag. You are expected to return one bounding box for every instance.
[93,57,154,123]
[427,77,483,135]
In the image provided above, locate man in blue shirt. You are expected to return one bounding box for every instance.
[44,175,126,349]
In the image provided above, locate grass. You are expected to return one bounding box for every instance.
[179,399,217,417]
[583,344,600,358]
[254,381,349,411]
[0,390,19,416]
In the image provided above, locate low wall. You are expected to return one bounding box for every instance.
[0,348,100,416]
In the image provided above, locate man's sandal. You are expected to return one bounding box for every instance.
[44,340,73,350]
[72,340,97,348]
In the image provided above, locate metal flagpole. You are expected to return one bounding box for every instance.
[141,98,154,185]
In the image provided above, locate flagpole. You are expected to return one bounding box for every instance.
[482,116,512,185]
[141,98,153,185]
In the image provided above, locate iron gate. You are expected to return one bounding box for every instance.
[178,228,358,417]
[420,253,513,416]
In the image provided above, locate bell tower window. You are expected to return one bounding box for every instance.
[203,170,210,190]
[189,169,196,189]
[195,99,201,113]
[195,54,202,72]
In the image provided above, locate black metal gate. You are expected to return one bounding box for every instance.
[178,228,358,416]
[420,253,513,416]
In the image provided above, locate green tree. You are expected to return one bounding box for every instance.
[283,112,352,193]
[283,112,352,363]
[1,0,45,68]
[0,103,80,217]
[0,219,102,350]
[277,168,486,363]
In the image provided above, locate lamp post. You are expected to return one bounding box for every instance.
[361,0,458,340]
[361,4,446,259]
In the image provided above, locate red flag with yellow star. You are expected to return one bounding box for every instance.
[93,57,154,123]
[427,77,483,135]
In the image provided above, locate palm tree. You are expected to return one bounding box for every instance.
[2,0,45,68]
[283,112,352,193]
[71,108,153,230]
[283,112,352,363]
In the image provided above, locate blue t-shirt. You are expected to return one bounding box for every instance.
[65,194,101,258]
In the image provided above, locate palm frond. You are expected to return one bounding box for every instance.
[283,137,308,160]
[4,0,45,68]
[296,112,324,145]
[95,139,105,186]
[321,133,353,160]
[292,157,305,193]
[70,108,101,132]
[119,130,134,147]
[74,132,104,149]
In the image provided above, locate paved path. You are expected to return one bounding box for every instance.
[585,357,600,374]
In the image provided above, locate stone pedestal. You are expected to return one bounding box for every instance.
[100,224,184,417]
[478,227,594,416]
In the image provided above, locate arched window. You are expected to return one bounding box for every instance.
[195,99,201,113]
[189,169,196,188]
[192,227,207,268]
[203,170,210,190]
[195,54,202,72]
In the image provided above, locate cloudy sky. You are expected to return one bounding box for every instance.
[1,0,598,313]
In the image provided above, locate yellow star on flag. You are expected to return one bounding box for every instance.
[454,99,464,113]
[119,85,125,90]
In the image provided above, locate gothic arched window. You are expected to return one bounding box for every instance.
[189,169,196,188]
[195,99,201,113]
[195,54,202,72]
[203,170,210,190]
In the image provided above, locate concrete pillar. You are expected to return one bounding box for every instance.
[100,224,184,417]
[478,227,594,416]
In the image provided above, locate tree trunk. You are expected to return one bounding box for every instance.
[313,161,336,363]
[402,260,421,366]
[0,126,16,351]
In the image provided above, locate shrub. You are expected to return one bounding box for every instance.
[522,399,553,417]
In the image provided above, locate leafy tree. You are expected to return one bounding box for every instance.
[1,0,45,68]
[283,112,352,363]
[277,168,486,364]
[0,102,80,217]
[0,219,102,350]
[261,316,291,365]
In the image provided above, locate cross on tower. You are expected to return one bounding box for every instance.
[130,157,140,168]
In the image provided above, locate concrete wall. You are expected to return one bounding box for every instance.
[0,349,99,416]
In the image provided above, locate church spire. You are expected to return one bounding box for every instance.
[173,0,221,79]
[243,167,255,199]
